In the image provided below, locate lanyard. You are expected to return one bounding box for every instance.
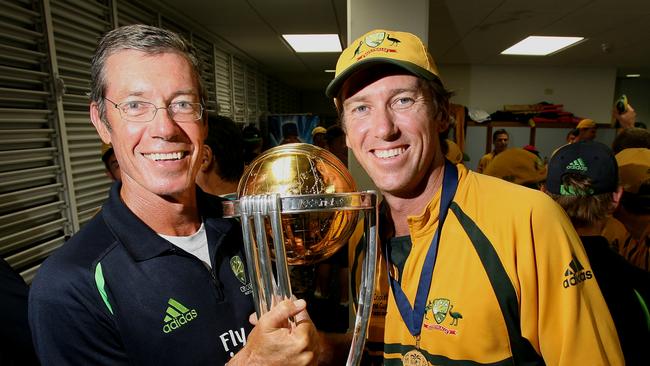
[384,160,458,337]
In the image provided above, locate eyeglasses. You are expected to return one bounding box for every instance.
[104,97,204,123]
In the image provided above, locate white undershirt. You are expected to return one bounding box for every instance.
[159,222,211,268]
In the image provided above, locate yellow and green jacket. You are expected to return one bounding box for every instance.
[351,164,623,365]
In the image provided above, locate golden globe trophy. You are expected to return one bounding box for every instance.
[222,143,378,365]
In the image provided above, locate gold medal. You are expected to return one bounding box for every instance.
[402,349,428,366]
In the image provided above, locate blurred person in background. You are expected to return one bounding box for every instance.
[324,125,348,166]
[242,124,264,165]
[101,142,121,181]
[477,129,509,173]
[311,126,327,148]
[544,141,649,365]
[195,114,244,200]
[483,147,547,190]
[612,127,650,154]
[602,148,650,272]
[573,119,597,142]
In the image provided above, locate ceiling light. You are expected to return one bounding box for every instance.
[324,69,336,73]
[501,36,584,56]
[626,74,641,78]
[282,34,342,53]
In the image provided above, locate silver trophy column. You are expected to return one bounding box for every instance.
[222,143,379,366]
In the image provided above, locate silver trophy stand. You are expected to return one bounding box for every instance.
[223,191,378,366]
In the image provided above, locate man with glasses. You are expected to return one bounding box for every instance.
[29,25,318,365]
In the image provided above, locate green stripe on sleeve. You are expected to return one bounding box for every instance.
[94,262,114,315]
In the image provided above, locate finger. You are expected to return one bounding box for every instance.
[293,305,312,324]
[249,312,258,325]
[259,299,302,328]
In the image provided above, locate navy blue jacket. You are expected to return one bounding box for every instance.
[29,183,255,365]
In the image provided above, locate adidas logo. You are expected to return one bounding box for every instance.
[162,298,198,334]
[562,256,593,288]
[566,158,588,172]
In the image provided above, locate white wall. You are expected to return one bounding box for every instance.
[439,64,618,169]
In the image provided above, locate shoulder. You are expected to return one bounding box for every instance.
[479,153,493,161]
[455,168,574,245]
[30,213,116,305]
[462,168,557,209]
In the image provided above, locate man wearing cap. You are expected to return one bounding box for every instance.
[325,29,623,364]
[544,141,650,364]
[477,129,509,173]
[483,147,547,189]
[606,148,650,272]
[101,142,121,181]
[311,126,328,148]
[574,118,597,142]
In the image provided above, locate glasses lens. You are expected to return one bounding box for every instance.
[119,101,156,122]
[114,100,203,122]
[169,102,203,122]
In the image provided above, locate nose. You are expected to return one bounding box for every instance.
[374,105,399,140]
[149,106,180,139]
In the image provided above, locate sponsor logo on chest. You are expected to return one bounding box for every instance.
[162,298,198,334]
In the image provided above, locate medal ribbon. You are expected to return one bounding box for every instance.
[384,160,458,337]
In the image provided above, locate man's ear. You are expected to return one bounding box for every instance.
[200,145,213,172]
[90,102,111,144]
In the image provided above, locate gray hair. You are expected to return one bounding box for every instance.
[90,24,205,127]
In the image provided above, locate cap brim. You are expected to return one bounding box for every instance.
[325,57,440,98]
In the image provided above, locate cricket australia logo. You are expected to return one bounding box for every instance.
[231,256,252,295]
[353,31,401,60]
[428,298,450,324]
[423,298,462,335]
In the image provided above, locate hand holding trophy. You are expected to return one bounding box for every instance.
[223,143,378,365]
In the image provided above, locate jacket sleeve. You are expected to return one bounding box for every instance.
[519,196,624,365]
[28,259,128,365]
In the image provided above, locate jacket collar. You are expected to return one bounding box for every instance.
[101,182,234,261]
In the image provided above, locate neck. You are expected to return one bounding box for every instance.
[120,179,201,236]
[384,156,446,237]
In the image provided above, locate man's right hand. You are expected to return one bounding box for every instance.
[228,299,319,366]
[615,103,637,130]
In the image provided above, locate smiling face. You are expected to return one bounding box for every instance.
[341,72,446,198]
[90,50,206,202]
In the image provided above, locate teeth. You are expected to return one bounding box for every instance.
[374,147,405,159]
[144,152,184,161]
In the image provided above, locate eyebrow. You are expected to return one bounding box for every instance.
[343,87,419,106]
[123,89,199,99]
